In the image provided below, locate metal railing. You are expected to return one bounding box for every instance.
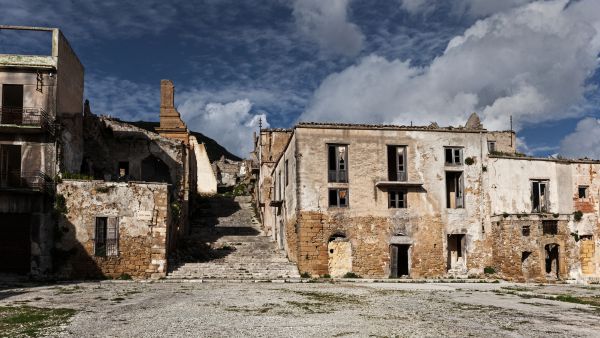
[328,169,347,183]
[0,107,54,132]
[0,170,54,193]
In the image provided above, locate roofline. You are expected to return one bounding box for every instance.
[0,25,57,32]
[295,122,515,134]
[490,155,600,164]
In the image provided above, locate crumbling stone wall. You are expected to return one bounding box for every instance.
[490,216,572,282]
[55,180,171,279]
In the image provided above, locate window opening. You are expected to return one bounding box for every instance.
[446,171,464,208]
[328,144,348,182]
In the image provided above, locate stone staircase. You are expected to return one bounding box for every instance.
[168,195,300,280]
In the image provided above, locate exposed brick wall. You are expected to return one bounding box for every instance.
[56,180,171,279]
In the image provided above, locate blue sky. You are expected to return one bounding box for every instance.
[1,0,599,158]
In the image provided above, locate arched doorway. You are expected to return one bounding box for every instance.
[328,234,352,277]
[141,155,171,183]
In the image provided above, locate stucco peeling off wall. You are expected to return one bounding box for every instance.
[55,180,171,279]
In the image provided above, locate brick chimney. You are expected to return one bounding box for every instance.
[156,80,189,144]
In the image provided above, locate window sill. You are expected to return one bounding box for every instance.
[376,181,423,188]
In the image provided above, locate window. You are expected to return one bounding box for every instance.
[487,141,496,153]
[118,161,129,179]
[542,220,558,235]
[328,144,348,183]
[531,180,549,213]
[285,159,289,186]
[389,190,407,208]
[1,84,24,125]
[522,225,530,237]
[328,188,348,208]
[94,217,119,257]
[445,147,463,165]
[387,146,407,181]
[578,186,588,199]
[446,171,464,208]
[278,171,282,199]
[0,144,22,188]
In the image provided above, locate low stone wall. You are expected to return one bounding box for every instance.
[55,180,171,279]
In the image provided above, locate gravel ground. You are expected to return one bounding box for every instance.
[1,281,599,337]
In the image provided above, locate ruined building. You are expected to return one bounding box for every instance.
[0,26,83,275]
[0,26,217,279]
[256,115,600,282]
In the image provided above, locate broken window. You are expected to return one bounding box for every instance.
[487,141,496,153]
[542,220,558,235]
[328,188,348,208]
[118,161,129,180]
[522,225,530,237]
[328,144,348,183]
[387,145,407,181]
[445,171,464,208]
[94,217,119,257]
[531,180,549,213]
[521,251,532,263]
[445,147,463,165]
[578,186,588,199]
[1,84,24,124]
[285,159,289,186]
[0,144,22,188]
[389,190,407,208]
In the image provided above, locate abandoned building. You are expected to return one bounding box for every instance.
[0,26,217,279]
[0,26,83,276]
[256,115,600,282]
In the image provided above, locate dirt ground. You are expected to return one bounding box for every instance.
[1,280,599,337]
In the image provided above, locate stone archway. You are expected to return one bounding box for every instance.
[328,234,352,277]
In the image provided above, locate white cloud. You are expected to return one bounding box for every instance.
[292,0,364,56]
[560,118,600,160]
[178,96,268,158]
[399,0,536,17]
[301,0,600,131]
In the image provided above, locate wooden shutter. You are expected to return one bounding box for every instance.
[390,245,398,278]
[107,217,119,256]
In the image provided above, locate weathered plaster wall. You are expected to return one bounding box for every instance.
[55,30,84,116]
[191,137,217,194]
[56,180,171,279]
[272,132,297,252]
[0,70,56,115]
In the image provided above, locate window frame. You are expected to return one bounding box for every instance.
[94,216,119,257]
[388,190,407,209]
[444,147,464,166]
[387,145,407,181]
[531,180,549,213]
[328,188,349,208]
[487,141,497,153]
[327,144,348,183]
[285,159,289,186]
[578,185,588,199]
[445,171,464,209]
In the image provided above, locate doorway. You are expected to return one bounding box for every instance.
[447,234,466,271]
[390,244,410,278]
[544,243,559,279]
[0,213,31,274]
[2,84,24,124]
[328,235,352,277]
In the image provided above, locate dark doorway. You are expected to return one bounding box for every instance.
[447,234,466,271]
[2,84,24,124]
[0,144,22,188]
[545,243,559,278]
[0,213,31,274]
[390,244,410,278]
[141,155,171,183]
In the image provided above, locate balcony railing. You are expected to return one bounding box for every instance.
[0,107,54,132]
[0,170,54,193]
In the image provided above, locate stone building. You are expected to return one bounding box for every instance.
[0,26,83,276]
[0,26,216,279]
[258,116,600,282]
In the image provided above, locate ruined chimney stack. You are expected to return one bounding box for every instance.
[156,79,190,145]
[160,79,175,109]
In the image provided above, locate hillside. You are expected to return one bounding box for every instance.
[127,121,242,162]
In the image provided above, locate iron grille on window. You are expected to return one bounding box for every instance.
[542,220,558,235]
[95,217,119,257]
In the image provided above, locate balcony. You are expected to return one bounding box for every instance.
[0,107,54,134]
[0,171,54,194]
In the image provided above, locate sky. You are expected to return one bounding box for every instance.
[1,0,599,159]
